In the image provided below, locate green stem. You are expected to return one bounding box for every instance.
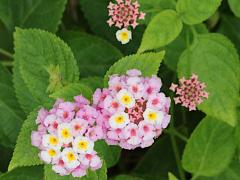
[164,129,188,142]
[190,26,197,41]
[0,48,13,59]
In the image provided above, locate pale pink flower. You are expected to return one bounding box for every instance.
[72,166,87,177]
[124,123,141,145]
[70,118,88,137]
[86,126,104,141]
[107,0,145,29]
[170,74,209,111]
[36,108,48,124]
[31,131,42,148]
[138,121,155,141]
[56,102,75,122]
[79,151,102,170]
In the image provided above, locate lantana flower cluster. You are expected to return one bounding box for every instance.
[170,74,209,111]
[31,96,103,177]
[107,0,145,44]
[93,69,171,150]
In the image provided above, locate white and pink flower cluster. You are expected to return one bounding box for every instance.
[31,96,103,177]
[93,69,171,150]
[107,0,145,44]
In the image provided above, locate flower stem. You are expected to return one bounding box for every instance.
[0,48,13,59]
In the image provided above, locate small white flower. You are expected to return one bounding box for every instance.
[40,148,60,164]
[42,134,61,149]
[116,89,135,108]
[72,136,94,154]
[109,112,130,129]
[61,148,80,169]
[57,123,73,144]
[143,108,164,125]
[116,28,132,44]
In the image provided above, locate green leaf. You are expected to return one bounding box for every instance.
[138,10,183,53]
[14,28,79,106]
[60,31,123,77]
[94,140,121,168]
[13,57,40,114]
[138,0,176,24]
[0,63,25,148]
[218,14,240,54]
[44,161,107,180]
[104,51,165,86]
[78,0,145,55]
[182,116,236,177]
[177,33,240,126]
[50,83,93,101]
[0,166,43,180]
[9,110,43,171]
[133,135,184,180]
[168,172,179,180]
[176,0,222,25]
[228,0,240,18]
[0,0,67,33]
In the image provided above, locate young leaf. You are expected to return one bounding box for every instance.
[104,51,165,86]
[8,110,43,171]
[50,83,93,101]
[60,31,123,77]
[0,0,67,33]
[176,0,222,25]
[14,28,79,106]
[138,10,183,53]
[182,116,236,177]
[228,0,240,18]
[0,166,43,180]
[94,140,121,168]
[168,172,179,180]
[44,161,107,180]
[177,33,240,126]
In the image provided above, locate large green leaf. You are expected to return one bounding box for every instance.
[0,0,67,33]
[0,166,43,180]
[94,140,121,168]
[228,0,240,18]
[50,83,93,101]
[44,161,107,180]
[78,0,145,55]
[138,0,176,24]
[104,51,165,86]
[182,116,236,177]
[60,31,123,77]
[176,0,222,25]
[0,63,25,148]
[8,110,43,171]
[177,33,240,126]
[13,58,40,114]
[14,28,79,106]
[168,172,179,180]
[138,10,183,53]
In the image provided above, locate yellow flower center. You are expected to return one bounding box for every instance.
[61,128,71,138]
[67,152,76,161]
[48,149,56,157]
[115,116,125,124]
[49,136,58,145]
[148,112,157,121]
[78,141,88,150]
[120,32,129,41]
[121,95,131,104]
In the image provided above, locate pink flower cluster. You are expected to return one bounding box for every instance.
[93,69,171,150]
[31,96,103,177]
[107,0,145,29]
[170,74,209,111]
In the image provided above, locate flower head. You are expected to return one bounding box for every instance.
[93,69,171,149]
[170,74,209,111]
[116,28,132,44]
[31,96,103,178]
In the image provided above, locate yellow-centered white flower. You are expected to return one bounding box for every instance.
[57,123,73,144]
[40,147,60,164]
[116,89,135,108]
[72,136,94,154]
[61,148,80,169]
[42,134,61,149]
[109,112,130,129]
[143,108,164,125]
[116,28,132,44]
